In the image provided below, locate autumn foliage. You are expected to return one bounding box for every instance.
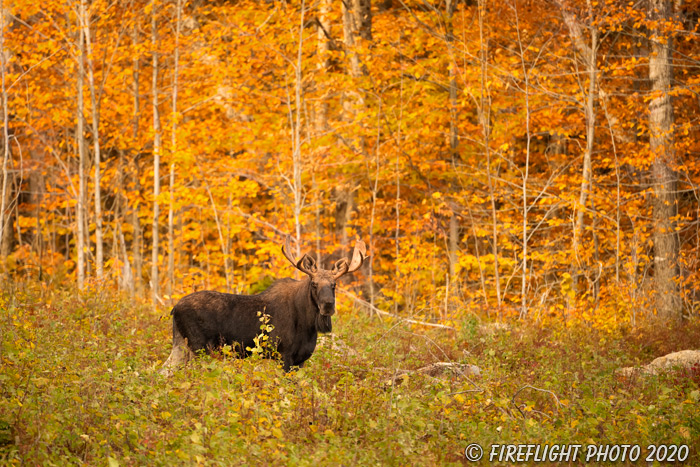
[1,0,699,328]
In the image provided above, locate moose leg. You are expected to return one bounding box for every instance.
[282,352,304,373]
[282,354,293,373]
[160,320,194,376]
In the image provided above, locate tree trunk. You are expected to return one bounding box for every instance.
[446,0,459,286]
[117,222,134,294]
[368,100,382,307]
[117,150,134,293]
[168,0,183,303]
[478,0,502,307]
[151,0,162,307]
[289,0,307,259]
[339,0,358,251]
[557,0,598,295]
[315,0,331,134]
[29,170,44,277]
[339,0,371,253]
[0,173,12,258]
[334,188,353,251]
[0,0,11,266]
[314,0,330,263]
[512,1,531,319]
[80,0,104,280]
[394,33,404,313]
[76,4,87,290]
[448,211,458,280]
[342,0,371,78]
[649,0,681,320]
[131,21,142,295]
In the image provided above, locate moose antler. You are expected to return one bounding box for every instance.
[283,235,366,278]
[281,235,298,267]
[333,237,367,279]
[282,235,317,275]
[346,237,367,273]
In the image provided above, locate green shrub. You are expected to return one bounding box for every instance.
[0,283,698,465]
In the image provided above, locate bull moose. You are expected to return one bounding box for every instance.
[160,236,367,374]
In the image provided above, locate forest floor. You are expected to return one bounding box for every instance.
[0,282,699,465]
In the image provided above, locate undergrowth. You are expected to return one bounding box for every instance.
[0,283,698,465]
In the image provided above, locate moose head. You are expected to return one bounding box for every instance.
[281,235,367,317]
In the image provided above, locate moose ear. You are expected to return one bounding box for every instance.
[331,258,349,279]
[298,254,318,275]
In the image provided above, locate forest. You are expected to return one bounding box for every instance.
[1,0,699,464]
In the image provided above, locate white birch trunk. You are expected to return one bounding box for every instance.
[0,1,11,261]
[80,0,103,280]
[76,3,87,289]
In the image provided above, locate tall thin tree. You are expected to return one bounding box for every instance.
[290,0,306,255]
[557,0,598,295]
[446,0,459,284]
[76,2,87,289]
[80,0,104,280]
[512,0,532,319]
[0,0,11,261]
[168,0,183,302]
[648,0,681,320]
[478,0,502,307]
[131,20,143,294]
[338,0,371,252]
[151,0,162,306]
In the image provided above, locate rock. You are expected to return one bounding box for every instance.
[415,362,481,378]
[385,362,481,386]
[617,350,700,377]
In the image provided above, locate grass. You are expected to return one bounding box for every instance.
[0,282,699,465]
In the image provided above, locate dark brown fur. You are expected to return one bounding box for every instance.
[161,237,366,373]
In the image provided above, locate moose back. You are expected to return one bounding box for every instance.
[160,237,366,374]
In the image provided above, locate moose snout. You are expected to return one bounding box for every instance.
[319,296,336,316]
[318,288,336,316]
[320,303,336,316]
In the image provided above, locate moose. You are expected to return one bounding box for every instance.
[160,236,367,374]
